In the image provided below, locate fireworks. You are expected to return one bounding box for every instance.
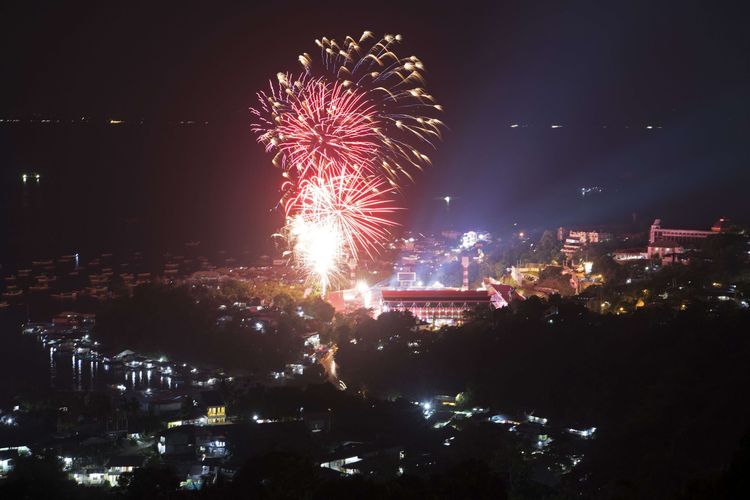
[251,32,444,292]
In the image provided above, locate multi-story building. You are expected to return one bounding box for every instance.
[558,228,613,257]
[380,283,523,326]
[203,393,227,425]
[649,218,729,245]
[647,218,730,258]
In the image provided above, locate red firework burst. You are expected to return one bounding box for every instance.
[285,174,398,260]
[252,76,382,180]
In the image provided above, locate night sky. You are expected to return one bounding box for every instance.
[1,1,749,259]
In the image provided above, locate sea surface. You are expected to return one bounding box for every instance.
[0,307,173,409]
[0,121,281,267]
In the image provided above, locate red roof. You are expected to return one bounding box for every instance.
[381,289,491,302]
[485,283,526,303]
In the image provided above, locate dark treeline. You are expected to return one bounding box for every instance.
[16,273,750,498]
[3,441,750,500]
[335,301,750,497]
[95,284,303,373]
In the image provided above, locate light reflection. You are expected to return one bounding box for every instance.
[49,347,56,388]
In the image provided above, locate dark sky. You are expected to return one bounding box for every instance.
[1,1,749,258]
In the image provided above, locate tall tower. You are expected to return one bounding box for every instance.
[649,219,662,244]
[461,256,469,290]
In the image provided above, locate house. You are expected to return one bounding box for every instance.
[196,429,228,459]
[179,464,217,491]
[612,248,647,262]
[200,392,227,425]
[319,443,404,480]
[647,239,684,259]
[70,468,107,486]
[0,450,17,477]
[0,446,31,477]
[105,455,146,486]
[158,425,228,459]
[158,426,196,456]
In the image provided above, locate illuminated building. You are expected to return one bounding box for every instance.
[558,228,613,257]
[381,289,489,325]
[612,248,648,262]
[105,456,145,487]
[460,230,491,249]
[649,218,729,245]
[647,218,730,258]
[381,284,522,326]
[203,392,227,425]
[647,239,685,260]
[0,450,17,477]
[207,405,226,425]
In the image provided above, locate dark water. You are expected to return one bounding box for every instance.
[0,309,49,407]
[0,121,282,267]
[0,307,173,408]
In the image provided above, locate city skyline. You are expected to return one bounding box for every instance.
[1,3,750,498]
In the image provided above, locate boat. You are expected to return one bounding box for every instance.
[58,340,76,352]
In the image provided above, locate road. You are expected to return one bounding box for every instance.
[318,345,346,390]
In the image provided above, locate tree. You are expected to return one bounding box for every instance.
[219,279,252,302]
[533,229,563,264]
[301,297,335,322]
[537,266,575,295]
[231,452,318,499]
[272,292,295,314]
[119,465,180,499]
[0,450,78,500]
[593,254,622,283]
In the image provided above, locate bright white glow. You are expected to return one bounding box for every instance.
[461,231,478,249]
[290,214,341,294]
[356,280,371,308]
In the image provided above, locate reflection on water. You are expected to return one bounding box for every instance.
[46,346,173,393]
[0,310,192,410]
